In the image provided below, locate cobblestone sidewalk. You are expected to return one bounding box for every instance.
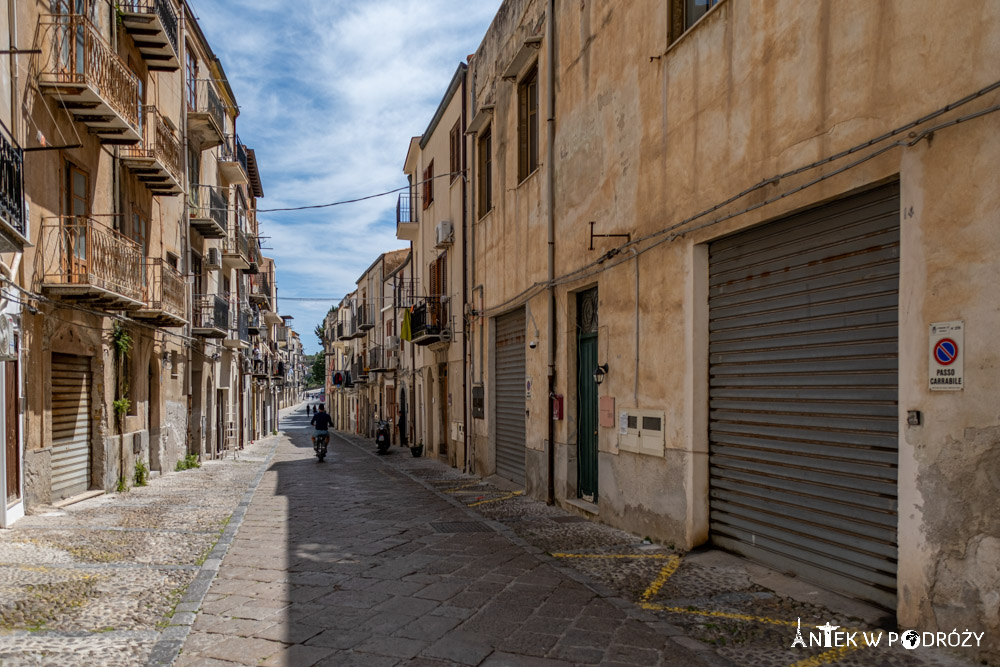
[348,435,981,667]
[0,433,278,667]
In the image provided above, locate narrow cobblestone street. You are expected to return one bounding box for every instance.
[0,405,982,666]
[172,409,713,667]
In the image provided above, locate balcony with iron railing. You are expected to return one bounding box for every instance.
[34,14,142,144]
[189,184,228,238]
[40,216,144,309]
[368,345,397,373]
[276,325,288,343]
[133,258,186,327]
[335,321,345,341]
[223,306,251,348]
[356,302,375,332]
[192,293,229,337]
[396,192,419,241]
[351,358,367,384]
[187,79,226,149]
[0,132,26,242]
[120,105,182,195]
[222,224,251,270]
[411,296,449,346]
[249,270,271,308]
[117,0,179,71]
[218,134,248,184]
[246,308,261,335]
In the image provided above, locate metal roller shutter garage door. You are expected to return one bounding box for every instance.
[51,354,92,501]
[708,183,900,609]
[495,309,526,485]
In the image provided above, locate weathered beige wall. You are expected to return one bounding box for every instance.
[403,79,468,465]
[469,0,1000,655]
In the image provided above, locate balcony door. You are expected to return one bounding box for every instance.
[65,164,89,282]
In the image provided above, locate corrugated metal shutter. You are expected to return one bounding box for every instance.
[708,183,900,610]
[495,309,526,485]
[51,354,92,501]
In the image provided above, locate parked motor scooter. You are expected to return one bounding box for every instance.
[313,431,329,462]
[375,419,391,455]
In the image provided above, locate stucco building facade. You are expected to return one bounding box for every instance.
[0,0,291,526]
[381,0,1000,658]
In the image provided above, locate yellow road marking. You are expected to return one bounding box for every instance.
[550,552,676,559]
[442,481,482,493]
[639,555,682,603]
[640,603,800,628]
[468,490,524,506]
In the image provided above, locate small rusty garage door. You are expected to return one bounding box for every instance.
[494,309,526,485]
[51,354,93,501]
[708,183,900,609]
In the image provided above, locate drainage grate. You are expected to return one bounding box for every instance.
[550,515,589,524]
[431,521,494,534]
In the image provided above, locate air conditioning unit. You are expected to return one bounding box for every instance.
[205,247,221,269]
[435,220,454,248]
[0,315,16,360]
[386,335,400,350]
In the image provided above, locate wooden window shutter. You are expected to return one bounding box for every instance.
[429,260,439,297]
[439,255,447,296]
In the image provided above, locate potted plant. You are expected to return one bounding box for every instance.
[411,441,423,458]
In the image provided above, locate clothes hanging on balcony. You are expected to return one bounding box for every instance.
[400,307,412,342]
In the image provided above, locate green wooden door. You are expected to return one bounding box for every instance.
[577,332,598,501]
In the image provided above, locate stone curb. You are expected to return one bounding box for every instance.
[333,431,734,666]
[144,434,281,667]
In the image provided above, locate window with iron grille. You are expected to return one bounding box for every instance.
[518,66,539,181]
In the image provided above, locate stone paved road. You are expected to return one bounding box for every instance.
[174,409,714,667]
[0,404,982,666]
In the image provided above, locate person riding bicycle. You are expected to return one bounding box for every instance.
[310,404,333,447]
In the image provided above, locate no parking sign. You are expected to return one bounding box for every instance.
[929,321,964,391]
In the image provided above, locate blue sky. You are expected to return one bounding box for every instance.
[193,0,502,355]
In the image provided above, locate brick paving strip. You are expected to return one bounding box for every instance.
[0,428,282,667]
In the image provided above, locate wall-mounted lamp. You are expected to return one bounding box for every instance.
[593,363,608,385]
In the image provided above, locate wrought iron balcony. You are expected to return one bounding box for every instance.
[357,302,375,332]
[411,297,449,346]
[187,79,226,149]
[351,358,367,384]
[0,132,26,241]
[276,325,288,343]
[222,224,250,270]
[251,356,269,377]
[335,321,345,341]
[396,192,419,241]
[189,185,228,238]
[120,105,182,195]
[249,270,271,307]
[218,134,248,184]
[133,258,186,326]
[246,308,261,335]
[117,0,179,71]
[223,299,251,348]
[40,216,144,309]
[192,293,229,337]
[368,346,397,373]
[35,15,142,144]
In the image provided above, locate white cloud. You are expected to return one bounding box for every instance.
[193,0,501,353]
